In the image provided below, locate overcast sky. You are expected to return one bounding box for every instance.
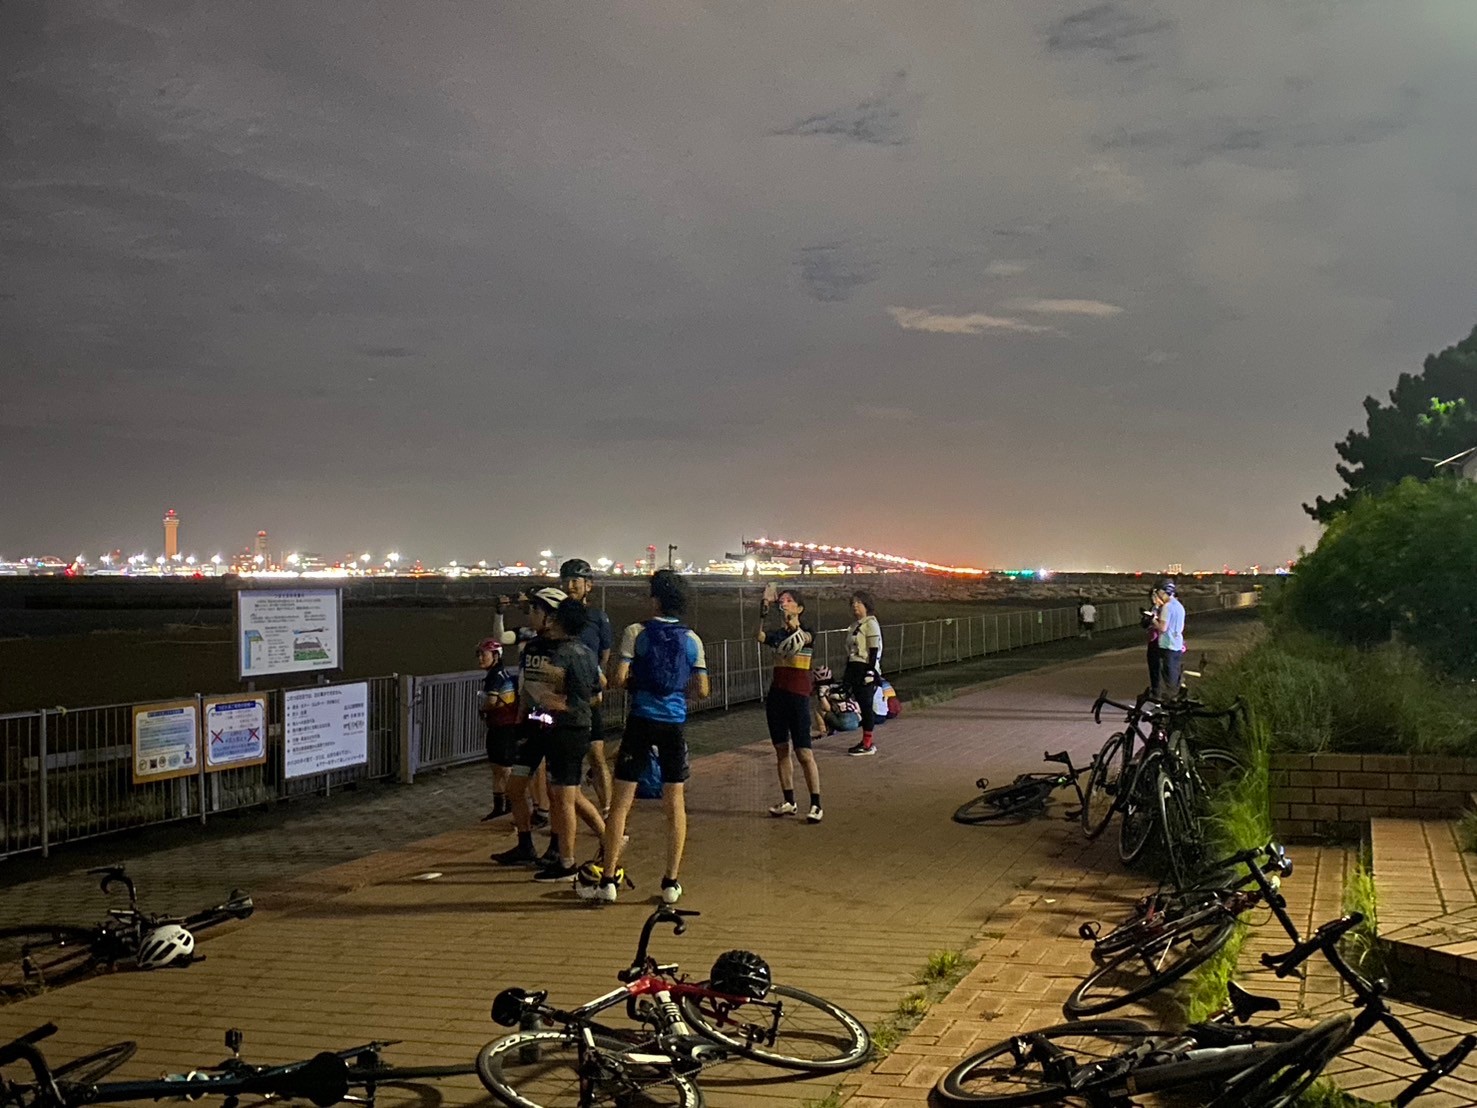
[4,1,1475,570]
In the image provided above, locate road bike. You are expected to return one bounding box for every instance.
[936,910,1477,1106]
[0,865,253,999]
[0,1024,474,1108]
[476,906,871,1107]
[1079,692,1242,879]
[952,751,1092,826]
[1063,842,1295,1017]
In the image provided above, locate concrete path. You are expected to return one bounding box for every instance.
[0,628,1256,1108]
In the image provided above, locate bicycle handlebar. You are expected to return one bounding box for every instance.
[0,1027,66,1108]
[86,865,138,910]
[1261,913,1364,978]
[618,907,700,983]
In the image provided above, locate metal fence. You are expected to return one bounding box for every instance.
[0,676,400,859]
[407,591,1258,777]
[3,592,1256,857]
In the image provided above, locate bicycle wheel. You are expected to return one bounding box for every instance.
[1080,734,1126,839]
[1063,907,1236,1017]
[1207,1014,1357,1108]
[476,1031,701,1108]
[935,1019,1153,1106]
[0,925,99,998]
[1156,770,1202,891]
[953,783,1049,825]
[1088,888,1225,963]
[1193,748,1243,795]
[678,982,870,1071]
[53,1041,138,1086]
[1117,751,1162,866]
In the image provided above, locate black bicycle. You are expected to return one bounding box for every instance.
[478,906,871,1107]
[936,910,1477,1106]
[1063,842,1295,1017]
[0,865,253,999]
[0,1024,475,1108]
[952,751,1092,826]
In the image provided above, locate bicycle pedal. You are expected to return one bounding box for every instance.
[1063,808,1083,821]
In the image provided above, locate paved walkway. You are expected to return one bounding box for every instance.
[0,635,1187,1106]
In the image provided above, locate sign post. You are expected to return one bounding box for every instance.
[131,699,200,784]
[235,588,344,680]
[203,695,269,771]
[284,682,369,780]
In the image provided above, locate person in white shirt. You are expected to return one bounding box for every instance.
[843,590,884,756]
[1151,580,1186,698]
[1078,599,1097,639]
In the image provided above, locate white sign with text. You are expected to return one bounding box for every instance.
[283,683,369,779]
[237,589,342,679]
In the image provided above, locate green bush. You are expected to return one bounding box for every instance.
[1198,627,1477,755]
[1286,477,1477,678]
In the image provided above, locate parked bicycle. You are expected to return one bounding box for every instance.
[0,864,253,999]
[1079,691,1243,883]
[0,1023,475,1108]
[935,909,1476,1107]
[952,751,1092,826]
[476,906,871,1107]
[1063,841,1295,1017]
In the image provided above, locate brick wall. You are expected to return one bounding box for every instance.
[1269,753,1477,841]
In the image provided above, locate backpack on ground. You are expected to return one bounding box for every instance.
[631,620,694,695]
[635,747,663,799]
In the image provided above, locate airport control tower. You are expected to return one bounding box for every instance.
[163,509,180,560]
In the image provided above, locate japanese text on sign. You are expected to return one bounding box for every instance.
[283,683,368,779]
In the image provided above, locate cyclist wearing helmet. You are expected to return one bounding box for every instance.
[1152,579,1187,698]
[560,558,614,813]
[477,626,519,821]
[493,588,606,875]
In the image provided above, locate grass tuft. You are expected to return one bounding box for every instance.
[799,1089,847,1108]
[1340,859,1385,982]
[1295,1077,1391,1107]
[1458,810,1477,855]
[866,948,976,1058]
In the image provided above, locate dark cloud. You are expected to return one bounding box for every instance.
[773,71,912,146]
[796,242,879,302]
[1045,3,1174,64]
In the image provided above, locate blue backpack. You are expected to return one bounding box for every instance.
[631,620,694,696]
[635,749,663,799]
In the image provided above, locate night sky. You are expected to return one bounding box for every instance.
[4,2,1475,569]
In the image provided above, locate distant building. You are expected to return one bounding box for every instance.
[163,509,180,560]
[1433,447,1477,481]
[254,530,270,567]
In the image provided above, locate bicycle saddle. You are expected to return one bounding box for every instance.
[1227,982,1280,1022]
[1043,750,1072,766]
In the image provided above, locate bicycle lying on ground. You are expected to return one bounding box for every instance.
[952,751,1092,826]
[936,909,1477,1106]
[477,905,871,1107]
[0,864,253,999]
[0,1023,474,1108]
[1064,841,1295,1017]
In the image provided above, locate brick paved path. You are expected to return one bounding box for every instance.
[0,633,1187,1106]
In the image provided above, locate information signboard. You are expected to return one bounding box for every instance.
[235,588,343,680]
[203,695,268,772]
[283,683,368,779]
[131,699,200,784]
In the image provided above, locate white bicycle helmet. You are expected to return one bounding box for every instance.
[137,924,195,969]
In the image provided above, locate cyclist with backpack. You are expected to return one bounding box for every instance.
[583,570,708,904]
[559,558,614,814]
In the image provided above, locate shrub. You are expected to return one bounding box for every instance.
[1285,477,1477,678]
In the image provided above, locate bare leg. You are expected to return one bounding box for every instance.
[507,772,532,833]
[532,765,550,811]
[549,784,578,864]
[796,748,820,797]
[587,740,612,812]
[573,790,607,840]
[663,783,687,880]
[774,743,794,791]
[603,780,639,875]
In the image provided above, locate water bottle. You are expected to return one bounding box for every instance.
[519,1009,544,1064]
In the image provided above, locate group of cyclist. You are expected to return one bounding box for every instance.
[475,564,891,904]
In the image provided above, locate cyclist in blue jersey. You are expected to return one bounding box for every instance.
[583,570,708,905]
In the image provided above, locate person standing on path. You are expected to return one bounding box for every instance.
[560,558,613,813]
[1153,580,1187,698]
[1143,589,1165,698]
[585,570,708,905]
[476,629,519,821]
[843,590,883,757]
[1078,599,1097,640]
[759,586,823,823]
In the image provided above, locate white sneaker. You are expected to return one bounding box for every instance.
[806,805,824,824]
[661,878,683,904]
[768,801,798,817]
[594,880,618,904]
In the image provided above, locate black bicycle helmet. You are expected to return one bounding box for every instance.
[559,558,594,580]
[709,950,771,1000]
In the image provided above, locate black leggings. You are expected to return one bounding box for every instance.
[842,661,877,732]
